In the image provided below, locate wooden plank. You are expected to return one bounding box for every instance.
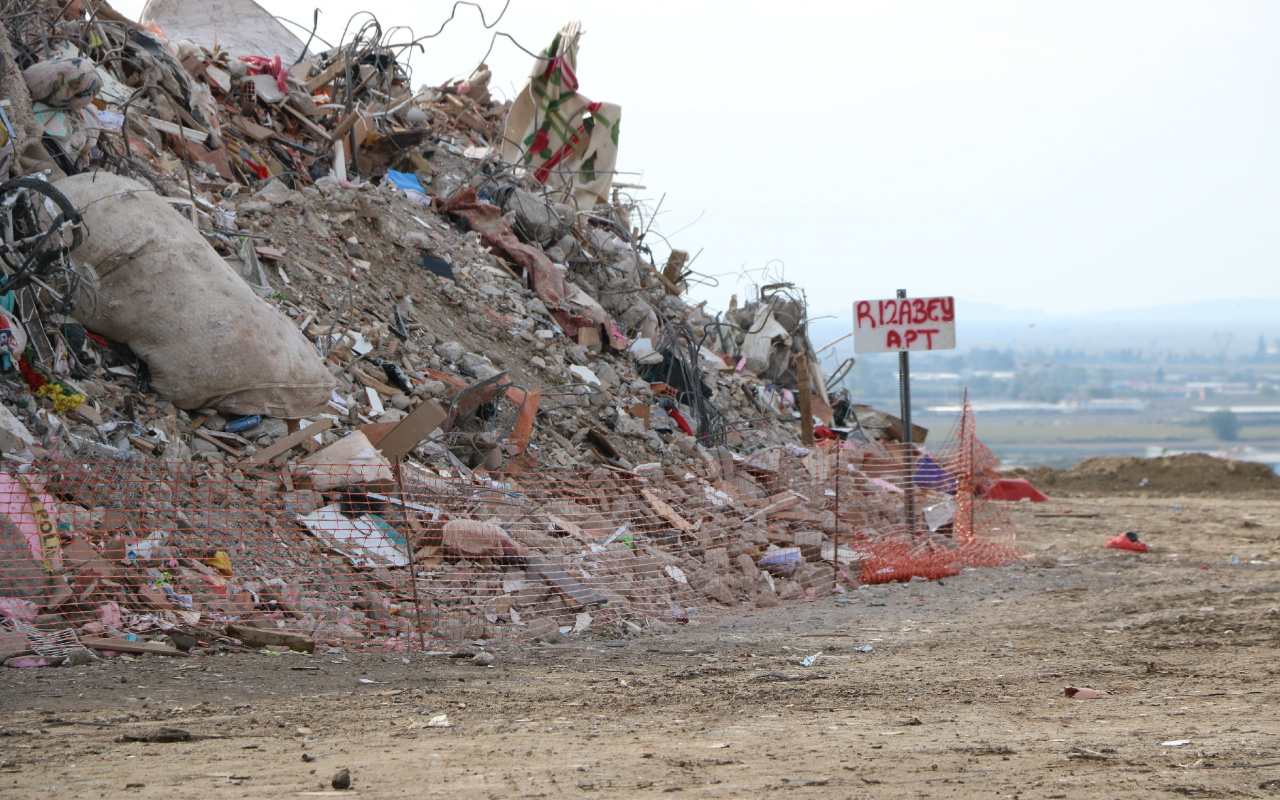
[352,367,403,397]
[748,490,803,509]
[796,351,814,446]
[743,492,803,522]
[305,54,350,94]
[326,108,364,148]
[224,623,315,653]
[526,556,608,608]
[194,429,242,458]
[585,428,619,460]
[246,418,333,464]
[127,435,162,456]
[765,528,794,546]
[81,636,187,657]
[640,488,694,532]
[230,114,275,142]
[644,259,682,296]
[280,102,332,144]
[146,117,208,143]
[772,509,829,525]
[376,399,446,463]
[546,514,586,538]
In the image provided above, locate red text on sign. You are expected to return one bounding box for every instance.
[855,297,955,330]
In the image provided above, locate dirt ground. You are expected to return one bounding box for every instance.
[5,493,1280,799]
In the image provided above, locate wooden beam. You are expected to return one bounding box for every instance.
[246,418,333,464]
[194,429,242,458]
[796,351,815,446]
[224,623,315,653]
[527,556,608,608]
[280,102,332,144]
[81,636,187,657]
[640,488,693,532]
[304,54,350,94]
[352,367,403,398]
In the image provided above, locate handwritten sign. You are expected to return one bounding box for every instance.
[854,296,956,354]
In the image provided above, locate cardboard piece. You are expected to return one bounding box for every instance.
[577,325,602,350]
[357,421,399,448]
[629,403,650,430]
[375,399,446,462]
[300,431,394,490]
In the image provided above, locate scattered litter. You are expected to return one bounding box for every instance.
[1063,687,1108,699]
[1106,531,1147,553]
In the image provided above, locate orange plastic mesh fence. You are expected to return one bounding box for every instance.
[0,403,1021,653]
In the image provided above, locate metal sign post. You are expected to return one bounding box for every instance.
[896,289,915,532]
[853,290,957,535]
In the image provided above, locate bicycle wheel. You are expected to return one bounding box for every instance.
[0,175,84,290]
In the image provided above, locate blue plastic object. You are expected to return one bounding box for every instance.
[224,415,262,433]
[385,170,426,195]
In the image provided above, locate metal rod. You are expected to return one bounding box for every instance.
[897,289,915,533]
[965,390,975,539]
[833,444,841,591]
[394,462,430,652]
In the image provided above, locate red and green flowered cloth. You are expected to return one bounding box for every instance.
[500,21,621,211]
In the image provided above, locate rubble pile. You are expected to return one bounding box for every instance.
[0,1,1020,657]
[0,2,858,472]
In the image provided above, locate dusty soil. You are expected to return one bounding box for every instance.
[1007,452,1280,497]
[4,494,1280,799]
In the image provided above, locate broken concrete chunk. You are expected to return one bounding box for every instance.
[435,341,466,363]
[569,365,600,386]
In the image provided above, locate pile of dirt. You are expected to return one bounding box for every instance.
[1006,453,1280,496]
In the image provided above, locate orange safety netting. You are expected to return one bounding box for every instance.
[0,401,1022,655]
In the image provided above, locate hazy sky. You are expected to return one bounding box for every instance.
[116,1,1280,318]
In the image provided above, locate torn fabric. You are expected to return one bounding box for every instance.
[440,188,610,339]
[499,21,620,211]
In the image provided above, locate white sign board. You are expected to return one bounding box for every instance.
[854,296,956,354]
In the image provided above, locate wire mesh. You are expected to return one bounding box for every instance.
[0,402,1021,653]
